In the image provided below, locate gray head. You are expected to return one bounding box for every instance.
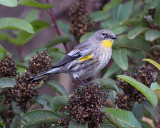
[93,29,118,41]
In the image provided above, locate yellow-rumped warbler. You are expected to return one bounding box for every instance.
[30,29,118,84]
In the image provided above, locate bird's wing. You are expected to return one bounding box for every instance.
[53,54,81,68]
[53,42,93,68]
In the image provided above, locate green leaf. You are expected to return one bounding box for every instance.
[119,18,140,26]
[111,26,128,35]
[143,59,160,70]
[0,32,13,44]
[46,80,68,96]
[101,124,116,128]
[113,35,150,52]
[128,26,149,39]
[80,32,94,43]
[105,108,142,128]
[49,51,65,64]
[101,19,118,29]
[150,82,159,90]
[16,63,27,75]
[19,0,53,9]
[48,47,66,54]
[12,101,24,116]
[0,45,7,60]
[11,20,49,45]
[21,110,61,128]
[57,21,72,37]
[131,103,143,119]
[150,82,160,99]
[154,0,160,26]
[36,94,53,109]
[51,96,68,112]
[68,121,87,128]
[108,90,117,103]
[143,100,159,122]
[112,48,128,70]
[93,78,119,91]
[0,0,17,7]
[130,1,143,17]
[24,9,40,22]
[90,11,110,22]
[41,94,53,105]
[103,0,123,12]
[0,78,16,89]
[145,30,160,41]
[133,51,145,66]
[117,75,158,106]
[0,18,34,33]
[105,111,122,128]
[103,62,120,78]
[45,36,71,48]
[112,0,133,22]
[11,115,20,128]
[102,19,128,35]
[102,119,113,126]
[0,121,5,128]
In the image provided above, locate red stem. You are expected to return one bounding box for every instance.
[154,107,160,120]
[154,106,160,128]
[17,46,23,62]
[45,0,69,52]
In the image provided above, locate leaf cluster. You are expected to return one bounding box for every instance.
[0,0,160,128]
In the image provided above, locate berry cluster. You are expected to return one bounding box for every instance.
[0,54,17,78]
[0,55,17,126]
[11,51,53,112]
[115,93,133,110]
[27,51,53,76]
[69,1,95,41]
[0,90,15,127]
[115,66,155,110]
[0,51,53,126]
[58,83,108,128]
[11,72,39,112]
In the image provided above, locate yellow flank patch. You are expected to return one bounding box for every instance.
[78,54,93,62]
[102,39,113,48]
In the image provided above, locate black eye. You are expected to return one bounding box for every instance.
[102,33,106,36]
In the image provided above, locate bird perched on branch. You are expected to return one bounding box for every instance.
[30,29,118,84]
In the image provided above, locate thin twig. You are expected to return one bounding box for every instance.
[154,106,160,128]
[45,0,69,52]
[17,46,23,62]
[154,106,160,120]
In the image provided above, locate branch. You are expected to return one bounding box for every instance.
[154,106,160,128]
[45,0,69,52]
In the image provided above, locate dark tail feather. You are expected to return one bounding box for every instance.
[27,67,59,81]
[28,72,48,81]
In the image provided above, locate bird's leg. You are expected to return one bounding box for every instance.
[76,77,85,85]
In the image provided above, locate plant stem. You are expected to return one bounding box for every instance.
[154,106,160,128]
[45,0,69,52]
[17,46,23,62]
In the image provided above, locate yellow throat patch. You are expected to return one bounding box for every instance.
[78,54,93,62]
[102,39,113,48]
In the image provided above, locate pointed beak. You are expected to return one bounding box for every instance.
[111,36,118,39]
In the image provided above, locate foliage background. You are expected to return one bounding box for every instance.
[0,0,160,128]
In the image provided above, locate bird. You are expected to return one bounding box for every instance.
[30,29,118,84]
